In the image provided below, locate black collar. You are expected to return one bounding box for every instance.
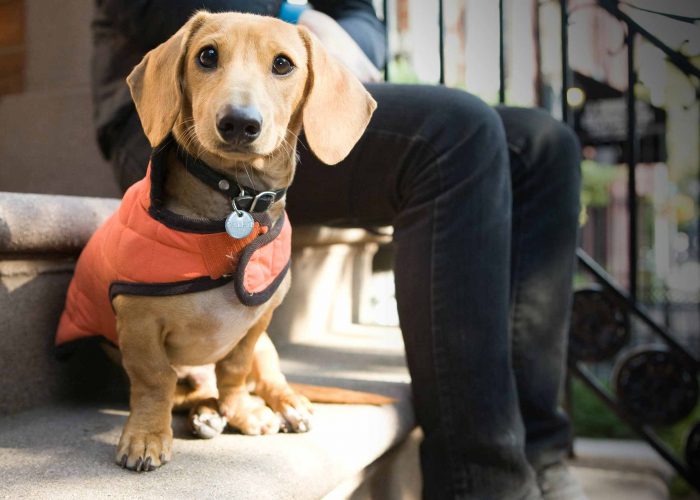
[176,148,287,214]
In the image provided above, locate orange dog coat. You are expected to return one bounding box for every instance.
[55,148,291,350]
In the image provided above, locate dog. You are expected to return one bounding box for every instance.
[55,11,377,472]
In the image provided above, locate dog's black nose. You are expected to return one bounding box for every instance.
[216,106,262,144]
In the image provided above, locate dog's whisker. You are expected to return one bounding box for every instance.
[280,138,298,163]
[286,130,307,152]
[175,124,206,176]
[241,162,258,192]
[181,125,202,162]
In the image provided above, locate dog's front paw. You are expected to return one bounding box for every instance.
[116,428,173,472]
[219,392,280,435]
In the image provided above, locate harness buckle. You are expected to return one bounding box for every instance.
[249,191,277,212]
[233,187,254,212]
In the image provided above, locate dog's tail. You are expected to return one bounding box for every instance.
[289,382,396,405]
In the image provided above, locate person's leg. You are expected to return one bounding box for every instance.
[496,107,580,471]
[290,84,538,499]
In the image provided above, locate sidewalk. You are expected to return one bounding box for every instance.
[570,438,679,500]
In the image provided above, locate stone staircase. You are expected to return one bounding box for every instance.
[0,190,421,499]
[0,191,677,500]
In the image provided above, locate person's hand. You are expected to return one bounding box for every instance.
[298,9,381,83]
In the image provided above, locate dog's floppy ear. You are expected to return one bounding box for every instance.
[126,12,208,147]
[298,27,377,165]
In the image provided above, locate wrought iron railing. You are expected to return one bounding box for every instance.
[381,0,700,490]
[563,2,699,490]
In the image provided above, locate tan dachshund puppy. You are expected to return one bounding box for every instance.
[114,11,375,471]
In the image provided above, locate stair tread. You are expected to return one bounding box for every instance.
[0,331,415,499]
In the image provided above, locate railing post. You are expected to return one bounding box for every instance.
[626,26,638,300]
[438,0,445,84]
[499,0,505,104]
[560,0,570,125]
[383,0,390,82]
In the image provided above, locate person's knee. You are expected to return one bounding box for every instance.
[361,85,510,207]
[543,117,582,202]
[506,108,581,193]
[417,88,508,189]
[511,108,580,175]
[519,109,581,212]
[423,87,505,149]
[537,111,581,171]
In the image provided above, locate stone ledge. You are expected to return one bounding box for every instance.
[0,331,416,500]
[0,192,119,256]
[292,226,391,248]
[0,191,389,255]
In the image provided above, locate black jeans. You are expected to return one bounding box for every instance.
[112,84,581,500]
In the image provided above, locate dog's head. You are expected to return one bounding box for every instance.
[127,11,377,168]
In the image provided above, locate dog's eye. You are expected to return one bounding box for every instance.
[272,55,294,76]
[198,46,218,69]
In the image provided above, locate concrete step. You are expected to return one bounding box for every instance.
[0,403,414,500]
[573,437,675,483]
[0,188,417,498]
[569,438,675,500]
[0,331,417,500]
[570,466,670,500]
[0,192,123,414]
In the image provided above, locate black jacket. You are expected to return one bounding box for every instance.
[92,0,386,159]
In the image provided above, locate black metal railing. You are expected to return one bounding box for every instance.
[562,1,700,490]
[382,0,700,490]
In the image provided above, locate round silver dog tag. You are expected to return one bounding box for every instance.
[225,210,254,239]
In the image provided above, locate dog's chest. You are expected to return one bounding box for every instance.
[162,277,288,366]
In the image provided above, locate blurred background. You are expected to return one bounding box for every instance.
[365,1,700,495]
[367,1,700,495]
[373,0,699,337]
[0,0,698,496]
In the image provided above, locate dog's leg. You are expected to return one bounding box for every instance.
[173,382,218,411]
[172,364,219,410]
[215,308,281,435]
[172,365,227,439]
[114,310,176,472]
[252,332,313,433]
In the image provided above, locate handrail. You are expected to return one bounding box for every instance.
[596,0,700,85]
[577,249,699,369]
[571,362,700,490]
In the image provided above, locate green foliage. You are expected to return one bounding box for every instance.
[579,160,623,226]
[570,377,636,439]
[387,56,422,84]
[580,160,623,209]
